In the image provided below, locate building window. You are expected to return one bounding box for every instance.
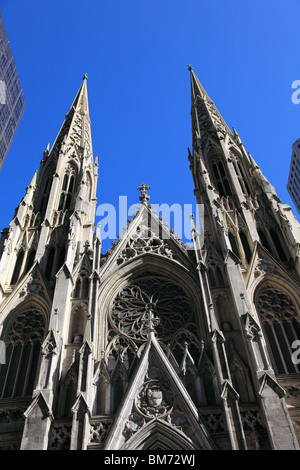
[258,230,272,253]
[73,275,90,299]
[58,165,77,212]
[229,233,240,259]
[39,174,53,219]
[0,309,45,398]
[233,160,251,195]
[212,161,232,198]
[24,248,36,275]
[269,229,287,261]
[257,286,300,374]
[239,231,252,264]
[10,249,24,285]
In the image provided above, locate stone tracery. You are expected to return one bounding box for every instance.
[109,275,194,345]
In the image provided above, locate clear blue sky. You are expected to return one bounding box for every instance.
[0,0,299,252]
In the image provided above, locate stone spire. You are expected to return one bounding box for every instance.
[189,66,233,154]
[48,74,92,159]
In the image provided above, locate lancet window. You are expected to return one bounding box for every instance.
[58,164,77,212]
[211,160,232,198]
[39,173,53,219]
[233,159,251,196]
[73,274,90,299]
[10,249,25,285]
[239,231,252,264]
[0,309,45,398]
[257,285,300,374]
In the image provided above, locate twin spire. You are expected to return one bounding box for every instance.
[47,73,91,158]
[188,64,233,140]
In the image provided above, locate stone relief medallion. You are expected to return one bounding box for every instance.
[135,380,174,419]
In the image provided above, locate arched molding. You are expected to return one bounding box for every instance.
[253,277,300,375]
[96,255,207,360]
[69,301,88,344]
[0,295,50,340]
[250,274,300,318]
[121,419,198,450]
[0,301,48,399]
[85,170,93,202]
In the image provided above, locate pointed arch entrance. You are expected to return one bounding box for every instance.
[121,419,197,450]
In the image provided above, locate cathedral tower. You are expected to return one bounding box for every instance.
[0,70,299,451]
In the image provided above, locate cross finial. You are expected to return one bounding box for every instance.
[83,73,88,80]
[142,309,160,334]
[137,183,150,205]
[188,64,193,72]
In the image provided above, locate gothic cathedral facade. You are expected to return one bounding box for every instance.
[0,69,299,450]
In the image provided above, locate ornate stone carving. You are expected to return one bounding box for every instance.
[117,224,174,264]
[89,419,112,445]
[110,275,193,344]
[284,385,300,398]
[257,285,297,323]
[19,272,46,299]
[135,380,174,419]
[122,412,145,440]
[254,256,280,279]
[6,309,45,345]
[201,412,225,434]
[240,409,264,432]
[0,408,25,424]
[48,422,72,450]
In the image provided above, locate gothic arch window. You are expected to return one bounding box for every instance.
[231,157,251,196]
[45,240,67,281]
[82,277,90,298]
[58,164,77,212]
[258,229,272,253]
[216,267,225,286]
[10,249,25,285]
[57,244,66,272]
[207,256,225,288]
[269,229,287,262]
[0,308,45,398]
[74,278,81,298]
[208,268,216,287]
[170,329,203,369]
[211,161,232,198]
[45,245,55,280]
[105,334,136,374]
[229,233,240,259]
[24,248,36,275]
[239,231,252,264]
[99,333,136,415]
[39,172,53,219]
[70,303,87,343]
[73,274,90,299]
[256,285,300,374]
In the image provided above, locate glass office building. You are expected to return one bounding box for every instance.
[0,12,25,172]
[287,139,300,216]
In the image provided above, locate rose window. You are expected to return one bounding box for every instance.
[110,276,193,343]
